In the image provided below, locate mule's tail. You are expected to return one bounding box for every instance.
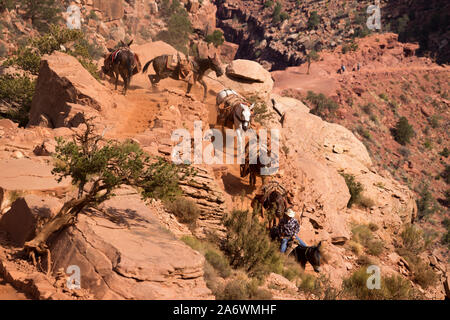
[142,58,155,74]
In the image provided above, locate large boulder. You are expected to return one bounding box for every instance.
[226,59,270,83]
[28,52,114,128]
[0,158,71,213]
[48,190,213,299]
[209,59,274,102]
[0,195,61,246]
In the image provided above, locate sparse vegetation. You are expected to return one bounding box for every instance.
[416,185,438,219]
[216,277,272,300]
[0,74,36,127]
[397,224,437,288]
[21,0,62,32]
[166,197,200,227]
[307,11,320,30]
[272,2,288,24]
[343,267,414,300]
[351,224,383,257]
[157,0,192,54]
[305,91,339,118]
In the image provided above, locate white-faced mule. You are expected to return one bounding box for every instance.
[216,89,255,150]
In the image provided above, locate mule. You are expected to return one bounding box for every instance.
[290,241,322,273]
[240,141,278,187]
[251,183,288,229]
[215,89,255,150]
[102,40,140,95]
[142,53,223,101]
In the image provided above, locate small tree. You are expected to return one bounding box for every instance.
[157,3,193,54]
[307,11,320,30]
[341,173,363,208]
[306,50,319,75]
[393,117,415,145]
[206,30,225,47]
[21,0,62,32]
[223,210,282,278]
[24,117,193,260]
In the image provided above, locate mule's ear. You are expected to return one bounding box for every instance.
[128,39,134,47]
[249,103,255,111]
[107,47,114,52]
[317,241,322,248]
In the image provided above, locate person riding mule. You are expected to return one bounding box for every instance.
[271,208,307,254]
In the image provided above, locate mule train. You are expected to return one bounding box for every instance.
[101,40,141,95]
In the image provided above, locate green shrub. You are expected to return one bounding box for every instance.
[4,47,41,74]
[393,117,415,145]
[166,197,200,226]
[366,240,383,256]
[361,103,375,115]
[272,2,288,24]
[307,11,320,30]
[205,30,225,47]
[88,10,99,21]
[359,196,375,209]
[416,185,438,219]
[157,5,192,54]
[21,0,62,32]
[0,0,14,12]
[343,267,414,299]
[0,42,7,57]
[205,250,232,278]
[306,91,339,118]
[400,224,425,254]
[0,75,36,127]
[264,0,274,8]
[356,255,374,266]
[341,173,363,208]
[217,278,272,300]
[248,96,273,124]
[4,25,100,79]
[439,147,449,158]
[356,125,372,140]
[223,210,283,277]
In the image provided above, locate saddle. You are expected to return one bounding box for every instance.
[261,181,287,205]
[217,94,249,126]
[166,54,180,71]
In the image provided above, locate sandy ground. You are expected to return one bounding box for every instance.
[0,277,27,300]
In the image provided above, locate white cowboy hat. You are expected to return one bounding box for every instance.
[286,209,296,218]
